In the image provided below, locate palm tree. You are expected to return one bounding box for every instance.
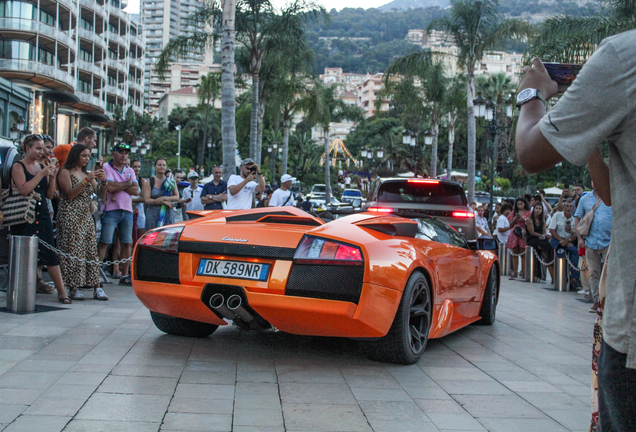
[442,74,466,177]
[428,0,532,203]
[385,52,448,177]
[196,72,222,167]
[301,81,364,204]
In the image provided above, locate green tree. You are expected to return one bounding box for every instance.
[196,72,222,167]
[428,0,532,202]
[442,74,467,177]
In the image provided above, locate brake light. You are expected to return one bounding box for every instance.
[368,207,394,213]
[294,235,363,265]
[407,179,440,184]
[452,211,475,218]
[138,226,184,253]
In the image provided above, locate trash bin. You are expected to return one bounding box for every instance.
[525,246,535,283]
[6,235,38,314]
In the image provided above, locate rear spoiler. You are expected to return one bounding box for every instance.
[355,215,418,237]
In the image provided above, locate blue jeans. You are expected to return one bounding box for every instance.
[100,210,133,244]
[549,238,580,280]
[598,340,636,432]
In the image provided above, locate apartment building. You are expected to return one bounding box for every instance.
[358,73,388,119]
[0,0,144,148]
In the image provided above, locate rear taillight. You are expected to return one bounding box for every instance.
[407,179,440,184]
[294,235,363,266]
[138,226,184,254]
[368,207,394,213]
[452,211,475,218]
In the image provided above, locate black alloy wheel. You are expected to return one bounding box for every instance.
[408,276,432,355]
[476,265,498,325]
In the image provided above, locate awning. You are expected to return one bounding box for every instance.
[44,91,80,104]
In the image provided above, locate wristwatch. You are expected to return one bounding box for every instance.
[516,88,545,107]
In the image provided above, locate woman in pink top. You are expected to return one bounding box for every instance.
[506,197,532,279]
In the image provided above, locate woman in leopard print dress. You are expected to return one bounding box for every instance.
[57,145,108,300]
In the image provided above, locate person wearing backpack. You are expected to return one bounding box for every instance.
[269,174,296,207]
[574,184,612,313]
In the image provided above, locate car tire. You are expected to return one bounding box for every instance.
[360,271,432,365]
[150,311,218,338]
[476,265,498,326]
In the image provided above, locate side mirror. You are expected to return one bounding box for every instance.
[467,238,498,251]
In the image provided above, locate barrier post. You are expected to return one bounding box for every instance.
[6,235,38,314]
[498,242,509,276]
[525,246,535,283]
[554,256,569,292]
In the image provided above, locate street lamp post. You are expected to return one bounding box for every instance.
[175,125,182,170]
[207,141,213,174]
[472,92,514,227]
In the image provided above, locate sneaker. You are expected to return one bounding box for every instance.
[68,288,85,301]
[119,275,132,286]
[94,288,108,301]
[589,301,600,313]
[578,289,589,295]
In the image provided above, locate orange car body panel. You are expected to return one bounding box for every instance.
[132,207,498,339]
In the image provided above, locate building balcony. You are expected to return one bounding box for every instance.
[77,59,105,78]
[106,57,127,75]
[0,18,76,52]
[79,28,106,50]
[128,57,142,71]
[130,32,143,47]
[76,90,105,113]
[131,104,143,115]
[105,84,126,100]
[107,30,127,48]
[80,0,106,17]
[0,59,75,92]
[128,79,142,92]
[58,0,79,15]
[107,5,128,22]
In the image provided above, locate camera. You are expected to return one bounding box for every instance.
[249,166,257,173]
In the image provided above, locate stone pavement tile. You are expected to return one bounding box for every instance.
[280,382,356,405]
[403,386,452,400]
[168,397,234,414]
[9,360,75,373]
[40,383,97,400]
[477,417,571,432]
[56,371,109,386]
[0,371,63,390]
[369,420,441,432]
[110,364,184,378]
[233,408,284,427]
[75,393,171,422]
[385,364,439,388]
[0,335,54,350]
[414,399,468,415]
[0,388,42,405]
[4,325,69,338]
[179,370,235,385]
[0,404,28,424]
[184,361,236,374]
[416,354,475,369]
[236,362,277,383]
[97,375,178,395]
[340,367,402,390]
[422,367,493,382]
[28,343,97,361]
[554,383,592,398]
[276,364,346,384]
[452,394,548,419]
[358,400,429,423]
[173,383,235,400]
[234,382,281,410]
[543,408,592,431]
[161,412,232,431]
[23,397,85,417]
[64,419,161,432]
[0,361,18,377]
[282,403,373,432]
[485,370,542,381]
[232,427,284,432]
[2,415,71,432]
[0,350,36,362]
[351,387,412,402]
[500,380,563,393]
[434,380,513,396]
[427,413,487,430]
[518,391,590,412]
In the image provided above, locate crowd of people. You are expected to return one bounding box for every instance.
[1,136,310,304]
[470,186,612,313]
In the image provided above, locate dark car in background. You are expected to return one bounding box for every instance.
[364,178,477,240]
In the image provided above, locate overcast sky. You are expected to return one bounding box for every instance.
[124,0,388,16]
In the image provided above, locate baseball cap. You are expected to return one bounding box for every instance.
[187,171,199,179]
[281,174,296,183]
[112,142,131,153]
[241,158,255,166]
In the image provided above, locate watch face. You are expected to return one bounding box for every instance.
[517,88,535,103]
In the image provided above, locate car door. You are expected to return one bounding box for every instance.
[414,219,454,300]
[422,219,480,302]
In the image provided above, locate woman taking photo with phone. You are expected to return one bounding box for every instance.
[526,202,555,282]
[506,197,532,279]
[57,144,108,301]
[10,135,69,303]
[143,158,180,229]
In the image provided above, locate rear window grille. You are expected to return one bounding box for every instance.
[257,215,322,226]
[225,211,294,222]
[136,249,180,284]
[179,241,296,260]
[286,264,365,304]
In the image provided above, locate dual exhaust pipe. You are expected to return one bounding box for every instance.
[209,293,254,323]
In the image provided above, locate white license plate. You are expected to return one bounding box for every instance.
[197,259,270,281]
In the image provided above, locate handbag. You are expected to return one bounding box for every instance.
[0,187,41,228]
[576,198,602,237]
[513,226,523,238]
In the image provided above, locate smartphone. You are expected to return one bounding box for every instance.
[94,162,102,170]
[543,62,583,93]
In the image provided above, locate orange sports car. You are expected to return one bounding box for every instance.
[132,207,500,364]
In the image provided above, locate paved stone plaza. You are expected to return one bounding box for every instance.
[0,277,595,432]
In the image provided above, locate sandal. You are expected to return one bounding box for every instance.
[58,297,72,304]
[68,289,85,301]
[111,272,122,279]
[508,272,517,280]
[36,281,55,294]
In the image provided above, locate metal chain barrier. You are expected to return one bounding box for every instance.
[533,248,555,267]
[507,249,526,257]
[564,252,588,272]
[34,236,132,267]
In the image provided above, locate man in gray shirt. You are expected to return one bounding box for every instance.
[514,30,636,431]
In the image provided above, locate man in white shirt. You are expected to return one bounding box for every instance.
[475,206,491,238]
[227,158,265,209]
[496,203,513,245]
[548,200,580,287]
[270,174,296,207]
[182,172,204,216]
